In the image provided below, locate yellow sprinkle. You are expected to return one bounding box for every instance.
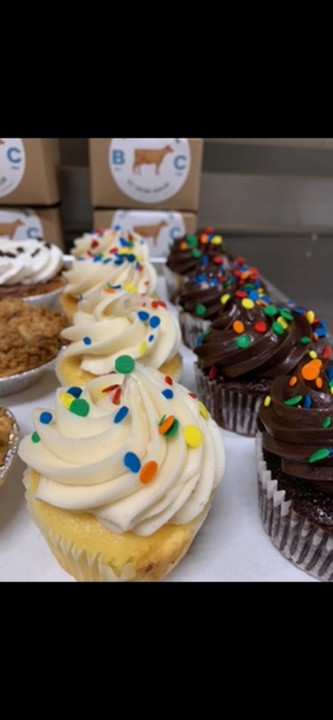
[277,315,288,330]
[242,298,255,310]
[60,392,73,409]
[139,341,148,355]
[221,293,230,305]
[309,350,318,359]
[117,248,132,255]
[211,235,223,245]
[183,425,203,448]
[264,395,271,407]
[331,387,333,395]
[124,283,137,293]
[306,310,315,324]
[198,401,209,419]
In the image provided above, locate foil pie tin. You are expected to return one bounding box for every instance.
[0,357,56,398]
[0,407,20,486]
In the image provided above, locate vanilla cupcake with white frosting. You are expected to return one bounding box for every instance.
[19,360,225,581]
[0,238,65,306]
[56,287,182,385]
[61,245,157,320]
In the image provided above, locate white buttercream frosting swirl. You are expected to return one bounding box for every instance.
[0,239,63,285]
[63,246,157,299]
[60,288,181,373]
[19,364,224,536]
[71,228,144,258]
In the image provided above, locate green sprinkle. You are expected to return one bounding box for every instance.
[284,395,303,406]
[300,336,311,344]
[236,334,251,349]
[165,418,180,438]
[31,431,40,443]
[322,417,332,429]
[263,305,278,317]
[272,321,285,335]
[195,303,206,317]
[115,354,135,374]
[70,398,90,417]
[203,328,211,337]
[329,380,333,388]
[158,415,166,426]
[279,307,293,321]
[192,248,201,259]
[186,234,197,248]
[309,448,330,463]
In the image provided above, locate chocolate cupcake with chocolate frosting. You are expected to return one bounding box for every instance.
[257,359,333,581]
[178,258,265,350]
[164,228,231,304]
[194,291,330,436]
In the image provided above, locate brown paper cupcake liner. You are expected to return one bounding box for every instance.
[195,365,263,436]
[256,432,333,582]
[178,310,211,350]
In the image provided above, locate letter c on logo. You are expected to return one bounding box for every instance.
[7,147,21,164]
[174,154,186,171]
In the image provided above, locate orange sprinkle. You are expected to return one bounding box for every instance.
[180,241,188,250]
[233,320,245,334]
[140,461,158,484]
[301,358,322,381]
[200,233,209,244]
[241,271,250,280]
[289,376,297,387]
[316,377,323,389]
[158,415,176,435]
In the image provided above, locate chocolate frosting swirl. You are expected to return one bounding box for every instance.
[166,229,231,276]
[195,293,329,380]
[259,361,333,492]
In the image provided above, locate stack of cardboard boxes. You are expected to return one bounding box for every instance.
[90,138,203,258]
[0,138,63,248]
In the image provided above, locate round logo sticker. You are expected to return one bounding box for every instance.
[109,138,191,204]
[0,208,43,240]
[0,138,26,198]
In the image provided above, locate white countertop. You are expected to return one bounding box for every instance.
[0,276,317,582]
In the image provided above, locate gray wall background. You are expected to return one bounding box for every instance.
[59,139,333,330]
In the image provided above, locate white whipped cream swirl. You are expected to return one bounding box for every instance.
[0,239,63,285]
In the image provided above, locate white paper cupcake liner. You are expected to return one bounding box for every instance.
[178,310,211,350]
[195,365,263,436]
[164,266,187,304]
[256,432,333,582]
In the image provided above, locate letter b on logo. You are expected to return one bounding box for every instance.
[112,149,125,165]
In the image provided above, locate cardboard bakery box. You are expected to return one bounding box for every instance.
[0,139,61,205]
[90,139,203,211]
[0,206,64,250]
[93,209,197,259]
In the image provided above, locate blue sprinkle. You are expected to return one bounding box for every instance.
[67,386,82,398]
[260,295,271,304]
[93,255,102,263]
[114,257,124,266]
[303,395,312,409]
[293,306,306,314]
[126,254,136,263]
[326,367,333,380]
[77,257,86,261]
[83,337,92,345]
[40,411,52,424]
[210,278,218,287]
[138,310,149,322]
[162,388,174,399]
[112,284,122,289]
[315,327,326,338]
[103,258,113,264]
[114,225,121,231]
[253,279,261,288]
[200,256,209,266]
[148,334,154,342]
[120,237,130,247]
[195,336,203,347]
[123,451,141,473]
[197,273,206,282]
[329,448,333,457]
[248,290,259,301]
[114,406,129,424]
[135,262,140,269]
[149,316,161,329]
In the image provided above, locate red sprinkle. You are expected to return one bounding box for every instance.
[254,321,267,333]
[112,387,122,405]
[151,300,167,309]
[235,290,247,298]
[188,392,197,398]
[91,239,99,249]
[164,376,173,385]
[102,383,119,394]
[209,366,217,380]
[109,247,118,254]
[213,255,223,265]
[322,345,332,359]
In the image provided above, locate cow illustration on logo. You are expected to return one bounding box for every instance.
[132,145,173,175]
[0,218,24,238]
[133,220,167,246]
[0,139,4,145]
[109,138,191,204]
